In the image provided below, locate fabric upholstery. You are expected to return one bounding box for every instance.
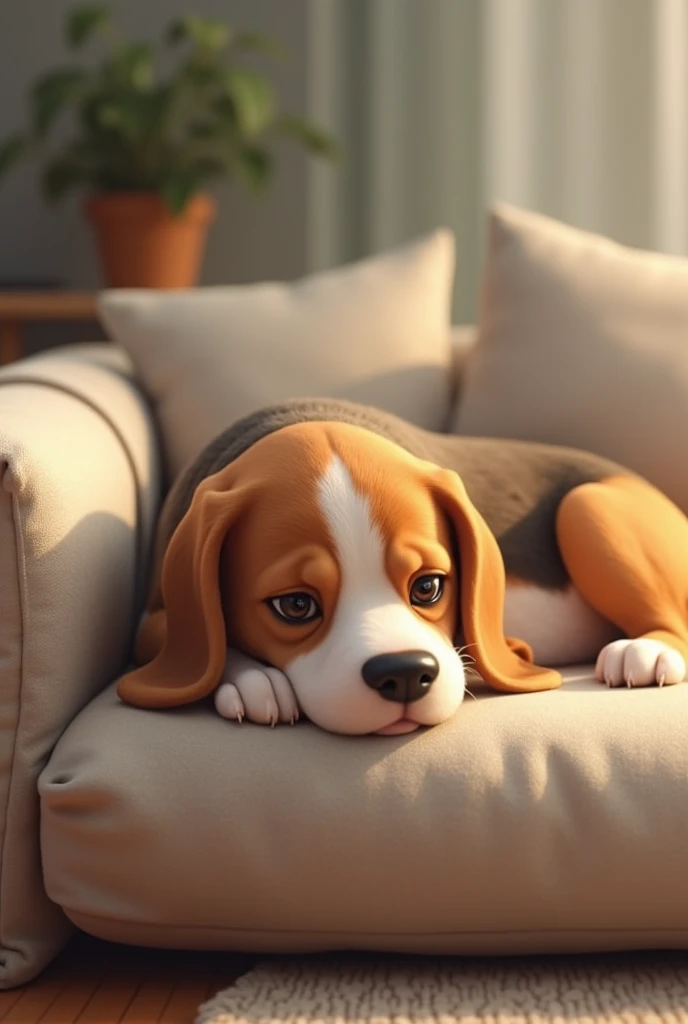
[97,230,456,480]
[1,344,160,588]
[0,348,161,988]
[41,668,688,955]
[452,204,688,513]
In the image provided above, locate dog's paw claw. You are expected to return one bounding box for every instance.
[595,638,685,689]
[217,649,301,726]
[214,681,246,722]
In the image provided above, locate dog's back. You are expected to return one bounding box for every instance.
[158,397,630,591]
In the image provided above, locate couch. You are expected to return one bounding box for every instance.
[2,205,688,989]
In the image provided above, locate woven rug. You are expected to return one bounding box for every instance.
[196,952,688,1024]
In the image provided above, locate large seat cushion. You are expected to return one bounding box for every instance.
[451,204,688,514]
[40,671,688,955]
[98,230,456,481]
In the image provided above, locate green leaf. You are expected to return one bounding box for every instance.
[231,31,284,60]
[188,155,229,180]
[224,68,274,139]
[96,103,132,133]
[65,5,111,48]
[160,169,198,214]
[88,89,168,144]
[31,69,89,135]
[176,57,225,92]
[166,16,230,52]
[0,134,30,178]
[42,157,90,202]
[277,115,340,159]
[188,118,219,140]
[211,94,238,131]
[105,42,155,90]
[236,146,273,192]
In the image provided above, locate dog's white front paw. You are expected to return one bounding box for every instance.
[214,649,300,726]
[595,638,686,688]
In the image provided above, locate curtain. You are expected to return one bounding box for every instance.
[305,0,688,321]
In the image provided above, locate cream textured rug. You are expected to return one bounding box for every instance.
[196,952,688,1024]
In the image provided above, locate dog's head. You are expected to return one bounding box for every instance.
[119,421,558,734]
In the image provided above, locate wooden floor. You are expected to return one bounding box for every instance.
[0,933,254,1024]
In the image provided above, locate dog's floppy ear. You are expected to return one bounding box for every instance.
[432,468,561,693]
[117,465,255,709]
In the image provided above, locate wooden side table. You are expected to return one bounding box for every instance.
[0,292,99,365]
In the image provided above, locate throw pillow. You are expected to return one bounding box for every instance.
[99,230,455,480]
[452,204,688,513]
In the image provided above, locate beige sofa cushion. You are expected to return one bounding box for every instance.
[452,204,688,513]
[98,230,456,479]
[40,668,688,956]
[0,346,160,988]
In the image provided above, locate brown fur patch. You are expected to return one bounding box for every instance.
[218,424,340,669]
[556,474,688,662]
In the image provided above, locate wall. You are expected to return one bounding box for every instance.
[0,0,311,292]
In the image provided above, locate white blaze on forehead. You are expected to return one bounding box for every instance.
[283,449,465,735]
[316,453,387,585]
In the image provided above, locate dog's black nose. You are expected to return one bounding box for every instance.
[361,650,439,703]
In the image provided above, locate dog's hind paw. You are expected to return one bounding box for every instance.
[595,638,686,688]
[215,648,301,726]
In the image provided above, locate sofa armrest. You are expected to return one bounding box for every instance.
[0,343,162,987]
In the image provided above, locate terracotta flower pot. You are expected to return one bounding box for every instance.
[85,192,217,289]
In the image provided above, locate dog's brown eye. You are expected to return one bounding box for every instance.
[268,593,321,624]
[410,575,445,606]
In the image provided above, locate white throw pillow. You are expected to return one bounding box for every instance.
[99,230,455,479]
[453,204,688,513]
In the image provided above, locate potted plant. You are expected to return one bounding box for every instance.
[0,5,338,289]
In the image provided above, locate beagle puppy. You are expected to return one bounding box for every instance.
[118,399,688,736]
